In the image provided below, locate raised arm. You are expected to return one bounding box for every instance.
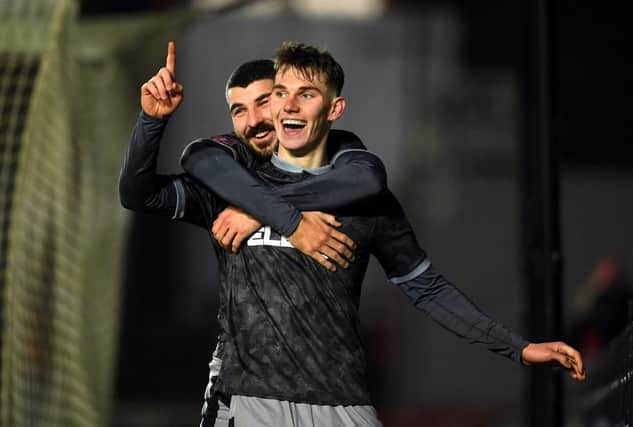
[120,40,183,212]
[119,112,174,213]
[119,42,214,228]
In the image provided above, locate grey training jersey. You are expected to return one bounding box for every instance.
[175,149,426,405]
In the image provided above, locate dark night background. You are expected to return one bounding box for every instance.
[78,1,632,425]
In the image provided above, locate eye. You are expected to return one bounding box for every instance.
[232,107,245,117]
[301,92,314,99]
[273,89,286,98]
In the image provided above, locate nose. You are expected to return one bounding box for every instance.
[247,107,263,127]
[283,94,299,113]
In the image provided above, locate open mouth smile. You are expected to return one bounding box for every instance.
[282,119,307,134]
[254,130,271,138]
[247,124,275,141]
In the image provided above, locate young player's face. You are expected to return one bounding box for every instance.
[270,67,344,155]
[227,78,277,158]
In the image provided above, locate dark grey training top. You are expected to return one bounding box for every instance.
[120,112,529,406]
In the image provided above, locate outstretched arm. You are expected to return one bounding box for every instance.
[395,263,529,359]
[396,265,584,379]
[370,192,585,380]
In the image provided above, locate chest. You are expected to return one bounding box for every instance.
[217,215,373,308]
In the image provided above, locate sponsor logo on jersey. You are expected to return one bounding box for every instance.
[247,226,294,248]
[209,134,240,147]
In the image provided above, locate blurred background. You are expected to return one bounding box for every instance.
[1,0,631,426]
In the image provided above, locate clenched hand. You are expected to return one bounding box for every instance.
[141,41,184,118]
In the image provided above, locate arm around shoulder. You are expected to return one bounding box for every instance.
[331,149,387,199]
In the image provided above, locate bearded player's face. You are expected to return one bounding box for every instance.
[227,79,277,158]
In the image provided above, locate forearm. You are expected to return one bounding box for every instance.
[271,150,387,210]
[396,263,529,363]
[181,142,387,233]
[119,112,178,214]
[180,140,302,236]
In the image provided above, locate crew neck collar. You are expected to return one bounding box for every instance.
[271,152,332,175]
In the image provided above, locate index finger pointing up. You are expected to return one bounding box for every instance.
[166,41,176,76]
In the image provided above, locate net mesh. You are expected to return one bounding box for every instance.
[0,1,123,425]
[579,322,633,426]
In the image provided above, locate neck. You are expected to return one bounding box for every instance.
[277,136,328,169]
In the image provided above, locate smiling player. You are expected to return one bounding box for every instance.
[178,42,586,426]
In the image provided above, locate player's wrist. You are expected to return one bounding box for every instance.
[520,342,536,366]
[288,216,305,241]
[140,110,170,122]
[285,212,304,238]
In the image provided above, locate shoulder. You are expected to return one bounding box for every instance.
[181,133,256,167]
[184,134,241,156]
[208,133,242,149]
[327,129,367,157]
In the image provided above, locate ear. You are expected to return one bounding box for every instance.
[328,96,346,122]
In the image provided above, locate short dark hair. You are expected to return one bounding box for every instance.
[225,59,275,98]
[273,42,344,96]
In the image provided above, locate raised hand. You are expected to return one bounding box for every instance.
[288,212,355,272]
[212,206,262,253]
[522,341,586,381]
[141,41,184,118]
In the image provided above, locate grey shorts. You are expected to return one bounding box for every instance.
[201,344,382,427]
[228,395,383,427]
